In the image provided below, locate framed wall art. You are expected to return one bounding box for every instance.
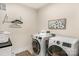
[48,18,66,29]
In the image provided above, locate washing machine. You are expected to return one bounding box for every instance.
[32,31,50,56]
[48,34,79,56]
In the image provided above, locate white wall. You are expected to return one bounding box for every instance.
[0,3,37,54]
[38,3,79,38]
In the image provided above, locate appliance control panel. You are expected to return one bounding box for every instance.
[35,36,42,40]
[52,40,72,48]
[56,41,60,44]
[62,42,71,48]
[52,40,61,45]
[38,37,42,39]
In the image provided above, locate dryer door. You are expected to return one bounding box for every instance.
[32,39,41,55]
[48,45,68,56]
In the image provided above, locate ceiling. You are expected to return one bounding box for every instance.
[22,3,49,9]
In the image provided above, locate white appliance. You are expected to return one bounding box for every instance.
[0,31,13,56]
[48,34,79,56]
[32,31,50,56]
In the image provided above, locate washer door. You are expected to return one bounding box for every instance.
[32,39,41,55]
[48,45,68,56]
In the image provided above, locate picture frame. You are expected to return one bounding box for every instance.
[48,18,66,29]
